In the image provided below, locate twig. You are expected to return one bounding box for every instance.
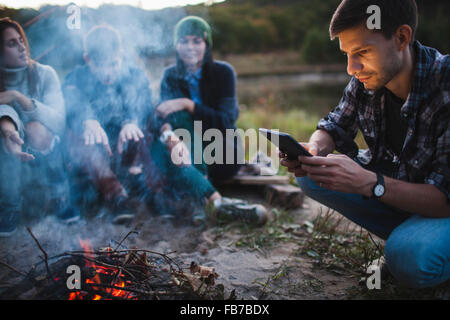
[114,230,139,251]
[26,227,55,284]
[83,283,184,297]
[0,260,27,277]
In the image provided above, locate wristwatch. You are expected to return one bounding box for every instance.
[372,172,385,198]
[160,130,176,144]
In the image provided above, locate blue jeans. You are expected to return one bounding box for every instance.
[297,176,450,289]
[0,140,72,220]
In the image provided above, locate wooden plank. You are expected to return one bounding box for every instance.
[265,184,304,209]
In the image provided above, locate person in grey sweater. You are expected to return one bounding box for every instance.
[0,18,78,236]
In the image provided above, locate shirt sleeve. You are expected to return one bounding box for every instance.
[62,67,97,131]
[316,77,360,158]
[192,63,239,131]
[21,65,66,136]
[425,110,450,200]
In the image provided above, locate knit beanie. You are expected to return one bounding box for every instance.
[174,16,213,48]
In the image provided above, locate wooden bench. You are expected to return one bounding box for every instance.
[220,175,304,209]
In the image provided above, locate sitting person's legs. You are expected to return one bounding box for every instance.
[297,176,411,240]
[297,175,450,288]
[22,121,78,222]
[384,214,450,288]
[0,129,22,235]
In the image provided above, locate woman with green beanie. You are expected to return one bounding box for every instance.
[154,16,267,225]
[156,15,244,183]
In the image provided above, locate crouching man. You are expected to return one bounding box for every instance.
[280,0,449,289]
[63,25,153,224]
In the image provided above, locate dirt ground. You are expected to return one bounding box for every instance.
[0,184,447,300]
[0,183,362,300]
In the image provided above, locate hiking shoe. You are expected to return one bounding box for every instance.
[211,197,269,226]
[0,211,19,237]
[109,196,135,225]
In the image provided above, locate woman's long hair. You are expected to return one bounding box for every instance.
[0,17,38,96]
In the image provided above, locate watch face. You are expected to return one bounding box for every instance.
[374,184,385,197]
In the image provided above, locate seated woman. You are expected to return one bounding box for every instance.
[157,15,244,183]
[0,18,77,236]
[153,16,268,225]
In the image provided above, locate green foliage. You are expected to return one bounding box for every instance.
[301,27,342,64]
[1,0,449,58]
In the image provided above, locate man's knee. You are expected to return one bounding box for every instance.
[25,121,54,152]
[385,231,445,289]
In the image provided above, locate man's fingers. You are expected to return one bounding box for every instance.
[298,155,334,166]
[137,128,144,139]
[301,163,334,175]
[16,151,35,162]
[117,139,124,154]
[132,131,140,142]
[104,142,112,156]
[9,132,24,145]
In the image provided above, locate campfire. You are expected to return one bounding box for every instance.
[2,229,234,300]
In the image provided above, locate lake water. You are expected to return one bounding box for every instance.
[237,72,350,117]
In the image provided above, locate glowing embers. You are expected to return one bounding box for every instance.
[67,239,136,300]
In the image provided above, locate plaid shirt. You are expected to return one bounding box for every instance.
[317,41,449,200]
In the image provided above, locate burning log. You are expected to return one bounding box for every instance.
[0,228,235,300]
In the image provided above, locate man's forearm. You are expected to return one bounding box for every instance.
[309,129,336,156]
[379,177,450,218]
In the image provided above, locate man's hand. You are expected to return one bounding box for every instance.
[0,90,34,111]
[299,154,377,196]
[156,98,194,118]
[0,91,17,106]
[83,119,112,156]
[117,123,144,154]
[0,120,34,162]
[279,142,319,177]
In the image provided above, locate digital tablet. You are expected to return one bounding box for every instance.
[259,128,313,160]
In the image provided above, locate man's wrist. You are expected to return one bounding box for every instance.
[186,99,195,114]
[362,170,378,198]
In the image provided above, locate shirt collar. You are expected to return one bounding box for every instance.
[402,41,440,115]
[185,67,202,82]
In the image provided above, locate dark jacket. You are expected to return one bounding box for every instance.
[159,60,243,179]
[159,60,239,132]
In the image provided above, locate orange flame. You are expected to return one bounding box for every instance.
[67,238,134,300]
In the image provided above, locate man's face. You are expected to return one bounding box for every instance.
[338,24,403,91]
[2,27,28,68]
[86,54,122,85]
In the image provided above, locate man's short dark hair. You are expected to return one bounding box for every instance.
[329,0,418,41]
[84,25,122,62]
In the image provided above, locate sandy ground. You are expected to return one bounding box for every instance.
[0,182,370,300]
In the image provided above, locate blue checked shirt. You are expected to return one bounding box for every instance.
[317,41,449,200]
[184,67,203,105]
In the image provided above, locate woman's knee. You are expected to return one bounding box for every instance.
[25,121,54,152]
[385,230,446,289]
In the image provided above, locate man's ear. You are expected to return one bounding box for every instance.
[395,25,413,51]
